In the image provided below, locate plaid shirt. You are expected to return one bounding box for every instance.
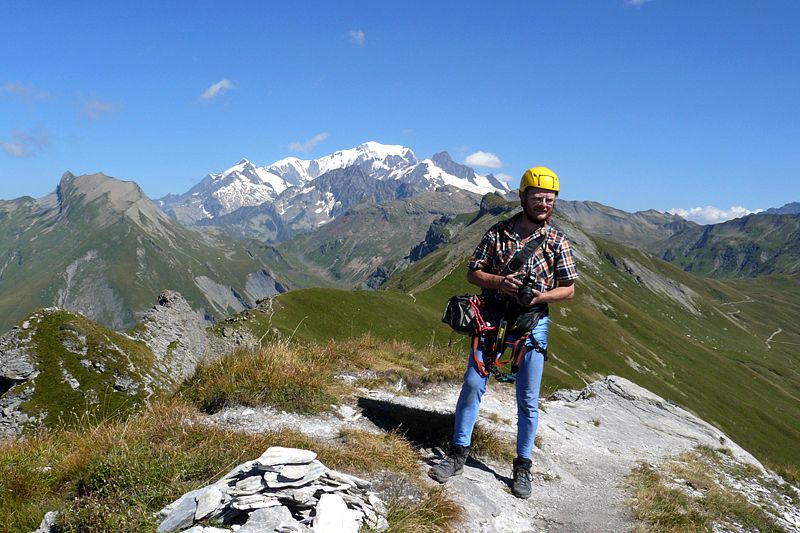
[468,213,578,300]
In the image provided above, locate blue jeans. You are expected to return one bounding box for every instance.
[452,316,548,459]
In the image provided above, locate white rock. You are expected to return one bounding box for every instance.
[367,492,388,515]
[313,493,360,533]
[238,505,309,533]
[316,481,352,493]
[218,460,256,482]
[267,460,327,488]
[157,487,202,533]
[232,475,264,495]
[231,494,281,511]
[337,405,357,419]
[325,469,372,489]
[287,485,318,505]
[195,486,223,521]
[33,510,58,533]
[256,446,317,467]
[280,463,313,480]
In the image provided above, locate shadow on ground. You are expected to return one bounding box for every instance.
[357,396,512,486]
[357,396,454,448]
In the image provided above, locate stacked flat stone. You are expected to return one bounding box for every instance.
[157,447,388,533]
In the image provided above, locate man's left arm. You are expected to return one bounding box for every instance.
[532,280,574,304]
[532,234,578,305]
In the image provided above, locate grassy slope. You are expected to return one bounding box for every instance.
[220,288,453,348]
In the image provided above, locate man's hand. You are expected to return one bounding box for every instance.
[498,273,522,297]
[468,269,576,304]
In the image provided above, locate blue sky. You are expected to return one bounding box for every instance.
[2,1,798,223]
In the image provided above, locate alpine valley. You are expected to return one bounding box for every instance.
[1,141,799,532]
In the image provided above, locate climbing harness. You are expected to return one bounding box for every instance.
[470,301,548,383]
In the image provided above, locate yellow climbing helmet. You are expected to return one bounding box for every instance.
[520,166,560,194]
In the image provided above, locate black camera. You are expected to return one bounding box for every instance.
[517,274,538,306]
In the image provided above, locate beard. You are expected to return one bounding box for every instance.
[522,202,553,224]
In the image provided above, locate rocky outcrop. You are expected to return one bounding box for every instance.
[132,290,256,383]
[0,291,257,439]
[129,290,211,382]
[0,308,168,438]
[0,324,41,437]
[157,446,387,533]
[478,192,513,217]
[409,215,453,262]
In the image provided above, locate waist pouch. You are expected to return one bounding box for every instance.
[482,297,548,333]
[442,294,486,335]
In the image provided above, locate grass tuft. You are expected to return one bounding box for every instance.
[626,449,784,533]
[323,334,466,388]
[471,424,516,463]
[178,335,468,416]
[386,485,462,533]
[626,462,708,532]
[321,429,421,476]
[179,345,341,414]
[770,462,800,485]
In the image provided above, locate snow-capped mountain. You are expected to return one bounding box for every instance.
[158,159,288,223]
[269,141,418,184]
[159,141,510,234]
[396,152,508,195]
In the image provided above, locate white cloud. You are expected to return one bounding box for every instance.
[464,151,504,168]
[624,0,653,6]
[668,205,763,225]
[0,81,50,100]
[1,141,26,157]
[84,97,118,119]
[289,132,330,153]
[1,128,49,158]
[348,29,366,46]
[200,79,234,101]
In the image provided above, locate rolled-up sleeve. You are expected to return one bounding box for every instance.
[554,236,579,282]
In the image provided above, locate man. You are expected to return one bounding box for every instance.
[429,166,578,499]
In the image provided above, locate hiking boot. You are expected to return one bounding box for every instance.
[512,457,533,499]
[428,444,470,483]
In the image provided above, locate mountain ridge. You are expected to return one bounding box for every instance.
[158,141,510,239]
[0,172,285,333]
[764,201,800,215]
[655,212,800,277]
